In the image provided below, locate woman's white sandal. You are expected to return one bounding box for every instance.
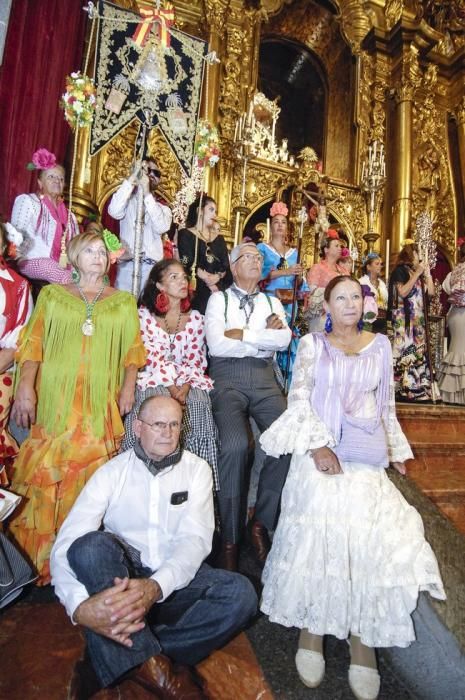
[348,664,381,700]
[295,649,325,688]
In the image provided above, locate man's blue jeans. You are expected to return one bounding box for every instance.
[67,531,258,687]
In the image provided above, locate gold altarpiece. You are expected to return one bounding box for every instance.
[73,0,465,267]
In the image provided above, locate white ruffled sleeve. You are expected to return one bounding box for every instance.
[385,346,414,464]
[260,334,335,457]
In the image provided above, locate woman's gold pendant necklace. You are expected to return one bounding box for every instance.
[205,245,215,264]
[195,227,215,264]
[76,284,106,336]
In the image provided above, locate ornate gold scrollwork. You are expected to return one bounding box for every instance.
[202,0,231,34]
[146,128,182,203]
[338,0,373,54]
[411,64,455,255]
[370,55,390,143]
[393,44,422,103]
[97,122,139,209]
[453,95,465,126]
[326,183,366,250]
[218,25,244,142]
[385,0,403,31]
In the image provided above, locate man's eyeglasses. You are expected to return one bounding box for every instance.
[234,253,263,263]
[138,417,181,432]
[147,168,161,179]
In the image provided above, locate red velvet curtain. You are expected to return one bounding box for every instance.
[0,0,88,218]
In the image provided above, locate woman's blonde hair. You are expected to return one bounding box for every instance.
[67,232,110,274]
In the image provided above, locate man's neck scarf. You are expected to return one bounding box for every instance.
[134,438,183,476]
[230,283,260,314]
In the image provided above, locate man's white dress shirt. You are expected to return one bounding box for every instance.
[108,179,172,261]
[204,287,291,358]
[50,449,214,621]
[108,179,172,291]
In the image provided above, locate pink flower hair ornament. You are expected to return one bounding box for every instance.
[326,228,340,240]
[26,148,57,171]
[340,247,350,258]
[270,201,289,218]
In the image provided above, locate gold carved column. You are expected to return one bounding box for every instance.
[453,96,465,218]
[201,0,231,201]
[391,81,414,253]
[71,126,99,222]
[391,43,423,254]
[214,2,262,242]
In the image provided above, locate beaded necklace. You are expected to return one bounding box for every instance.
[163,309,183,362]
[76,283,106,336]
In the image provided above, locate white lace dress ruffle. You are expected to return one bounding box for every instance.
[260,333,445,648]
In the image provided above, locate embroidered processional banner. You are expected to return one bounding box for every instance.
[90,0,207,174]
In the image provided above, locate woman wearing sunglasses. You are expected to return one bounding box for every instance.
[108,158,172,293]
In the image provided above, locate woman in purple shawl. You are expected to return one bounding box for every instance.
[259,276,445,700]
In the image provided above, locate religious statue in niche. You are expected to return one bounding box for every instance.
[416,141,445,220]
[301,178,342,244]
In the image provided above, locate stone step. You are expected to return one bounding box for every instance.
[411,445,465,455]
[406,452,465,536]
[396,403,465,419]
[399,416,465,452]
[407,458,465,496]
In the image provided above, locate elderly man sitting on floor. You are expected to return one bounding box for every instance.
[50,395,257,699]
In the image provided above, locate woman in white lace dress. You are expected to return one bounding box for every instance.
[260,276,445,700]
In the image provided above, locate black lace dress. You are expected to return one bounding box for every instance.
[177,228,232,314]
